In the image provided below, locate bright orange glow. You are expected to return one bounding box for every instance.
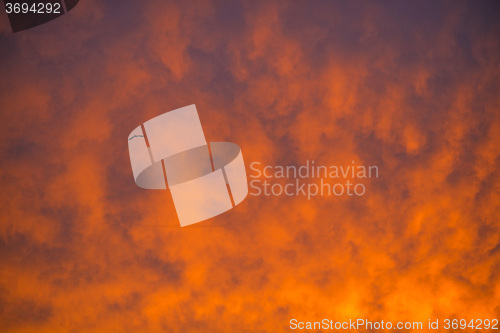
[0,1,499,332]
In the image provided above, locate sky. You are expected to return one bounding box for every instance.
[0,0,499,332]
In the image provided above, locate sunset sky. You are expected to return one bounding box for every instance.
[0,1,499,332]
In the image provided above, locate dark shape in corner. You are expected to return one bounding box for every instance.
[4,0,80,33]
[63,0,78,11]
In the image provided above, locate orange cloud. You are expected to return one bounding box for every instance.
[0,1,499,332]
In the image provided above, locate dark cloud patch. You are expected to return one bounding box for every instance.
[0,0,499,331]
[0,297,53,329]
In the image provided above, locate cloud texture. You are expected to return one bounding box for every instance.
[0,0,499,331]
